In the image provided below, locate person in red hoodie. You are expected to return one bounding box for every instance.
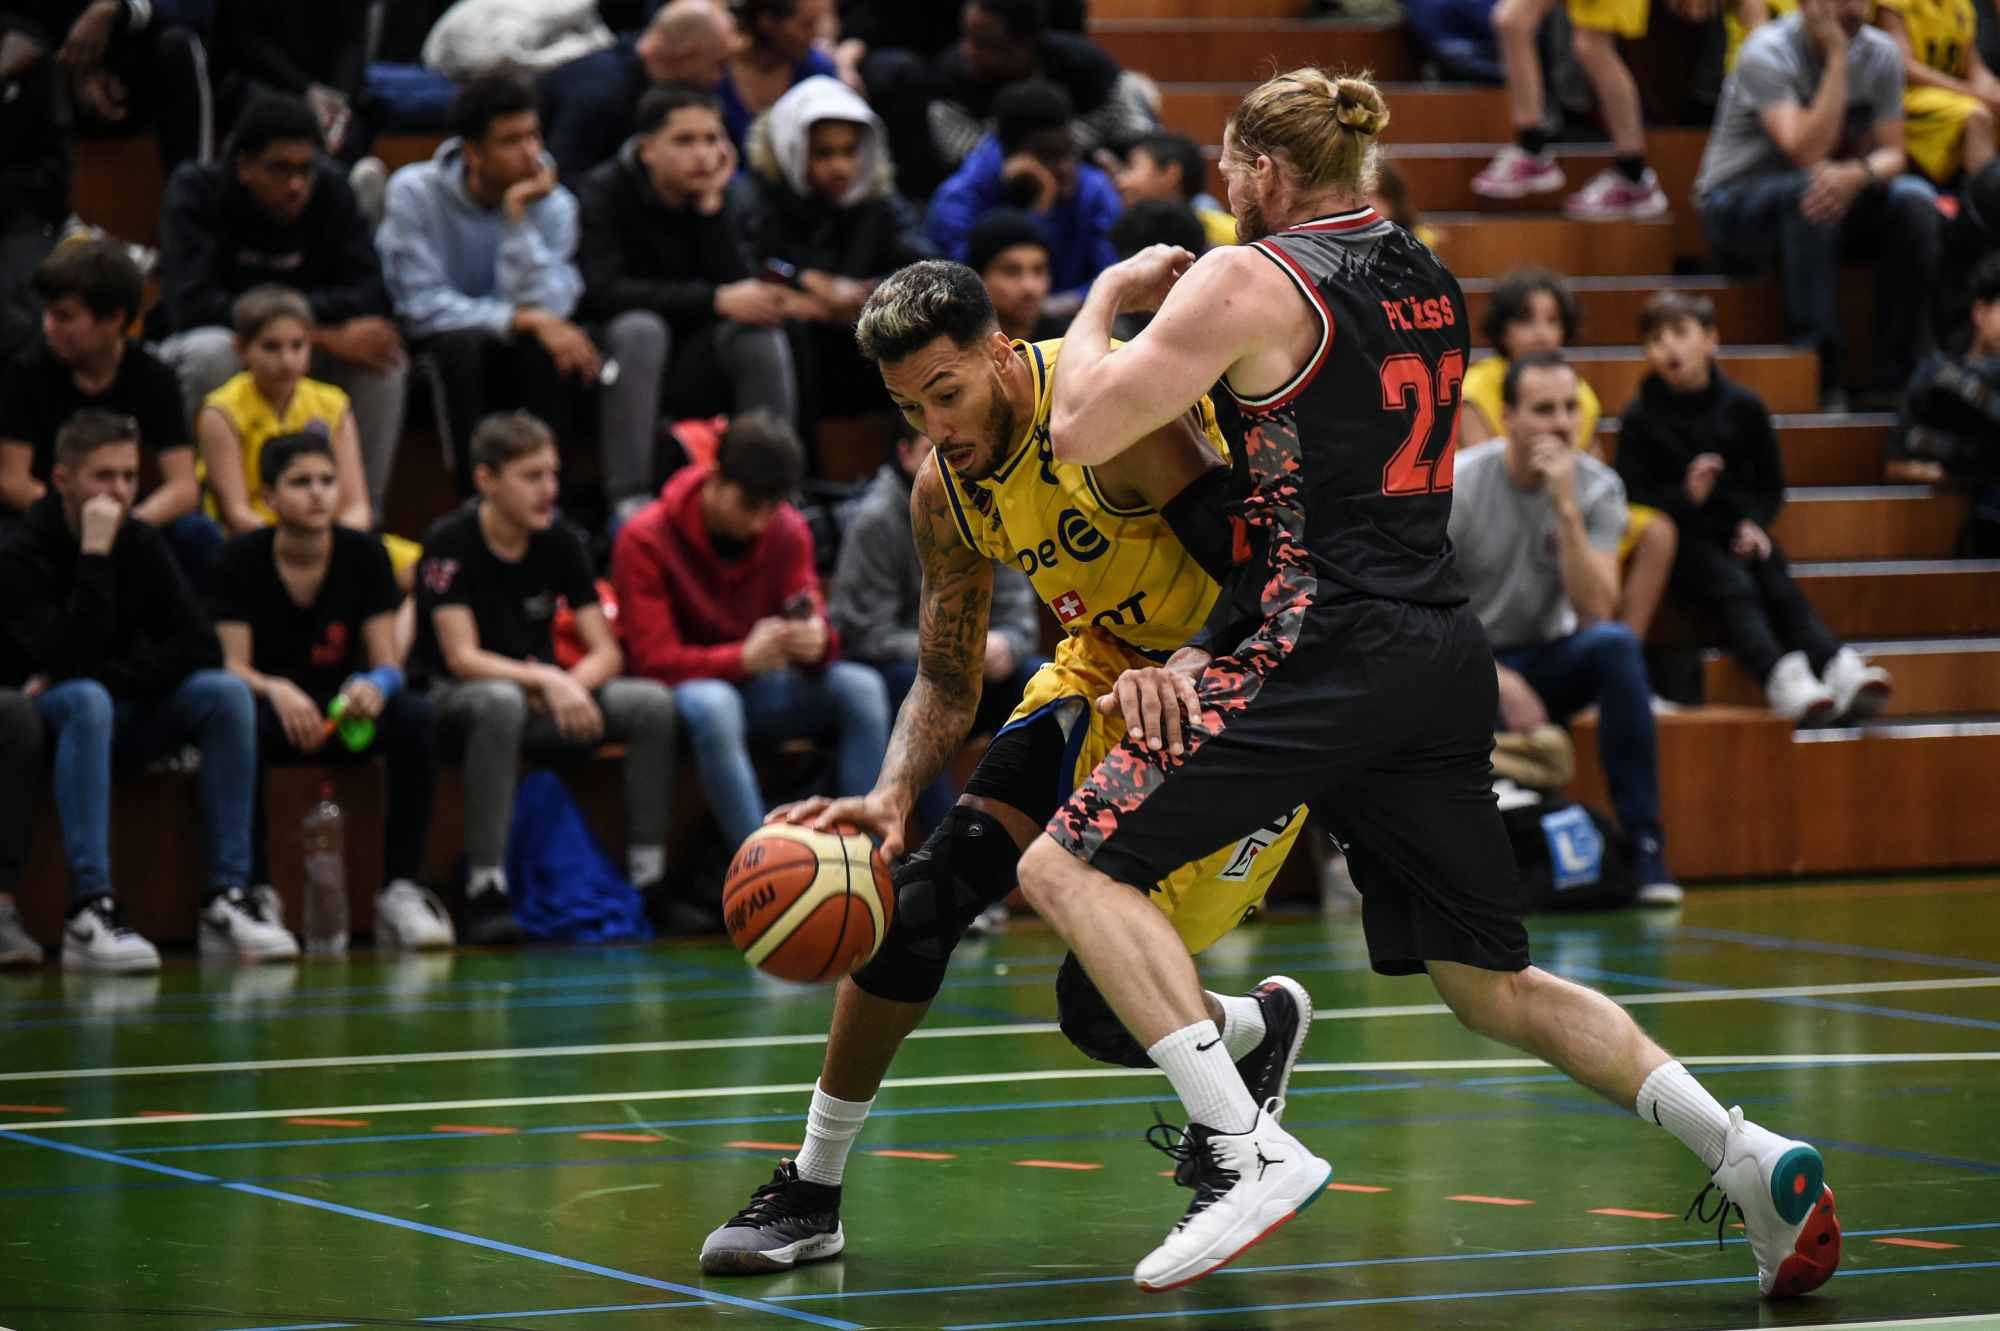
[613,410,891,847]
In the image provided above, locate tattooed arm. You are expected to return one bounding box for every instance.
[774,453,993,856]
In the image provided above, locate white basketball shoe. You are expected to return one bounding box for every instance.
[1691,1106,1842,1298]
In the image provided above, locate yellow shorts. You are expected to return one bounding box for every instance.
[1618,502,1665,563]
[1567,0,1648,39]
[1009,628,1307,955]
[1904,84,1986,182]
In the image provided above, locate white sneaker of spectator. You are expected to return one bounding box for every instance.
[1764,651,1838,726]
[376,879,457,950]
[199,886,301,963]
[1471,146,1566,200]
[0,898,44,966]
[1563,168,1670,221]
[1822,647,1893,724]
[62,896,162,973]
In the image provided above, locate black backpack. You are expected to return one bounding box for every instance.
[1502,797,1639,913]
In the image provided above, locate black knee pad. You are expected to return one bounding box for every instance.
[849,805,1021,1005]
[1055,953,1154,1069]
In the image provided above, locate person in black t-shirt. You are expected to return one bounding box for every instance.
[0,239,226,589]
[211,432,451,950]
[414,411,678,945]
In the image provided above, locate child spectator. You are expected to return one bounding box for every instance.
[1113,131,1236,249]
[197,285,372,538]
[1616,291,1894,724]
[1875,0,2000,181]
[1371,159,1440,250]
[965,210,1064,343]
[1892,253,2000,481]
[210,432,451,950]
[1464,268,1677,638]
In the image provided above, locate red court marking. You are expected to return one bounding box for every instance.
[0,1105,66,1114]
[1874,1237,1962,1250]
[868,1150,956,1160]
[726,1141,803,1151]
[1448,1195,1534,1206]
[287,1117,369,1128]
[578,1132,662,1143]
[1327,1183,1391,1194]
[1017,1160,1102,1171]
[431,1124,517,1135]
[1590,1208,1676,1219]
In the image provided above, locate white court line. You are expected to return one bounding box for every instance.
[6,1051,1998,1133]
[8,975,1995,1086]
[1723,1318,2000,1331]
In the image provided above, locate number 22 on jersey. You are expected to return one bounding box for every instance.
[1380,349,1464,497]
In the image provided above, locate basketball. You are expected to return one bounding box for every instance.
[722,824,895,983]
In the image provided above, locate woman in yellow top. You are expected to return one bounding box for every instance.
[1724,0,1799,71]
[1459,268,1678,638]
[198,285,372,536]
[1875,0,2000,181]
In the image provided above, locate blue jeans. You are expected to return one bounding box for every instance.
[1495,623,1663,856]
[675,662,892,847]
[1701,170,1939,393]
[33,669,257,904]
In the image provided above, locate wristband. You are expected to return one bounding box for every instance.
[347,664,403,702]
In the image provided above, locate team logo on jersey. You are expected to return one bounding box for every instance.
[310,621,349,668]
[1052,590,1087,624]
[1056,508,1109,562]
[1217,809,1302,881]
[421,557,459,595]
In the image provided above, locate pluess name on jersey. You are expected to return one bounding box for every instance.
[937,338,1227,658]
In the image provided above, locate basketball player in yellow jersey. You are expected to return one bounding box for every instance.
[697,260,1316,1277]
[1876,0,2000,180]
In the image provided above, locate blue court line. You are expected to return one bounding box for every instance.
[1678,926,2000,975]
[941,1260,2000,1329]
[0,1130,861,1331]
[1811,1136,2000,1175]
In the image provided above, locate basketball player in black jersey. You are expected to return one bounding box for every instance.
[1016,69,1844,1297]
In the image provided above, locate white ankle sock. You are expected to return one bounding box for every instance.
[467,867,507,898]
[1148,1020,1259,1134]
[628,845,665,890]
[1636,1060,1731,1171]
[793,1082,873,1186]
[1208,992,1266,1060]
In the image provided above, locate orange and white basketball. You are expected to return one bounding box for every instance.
[722,824,895,983]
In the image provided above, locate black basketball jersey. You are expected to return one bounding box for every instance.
[1205,207,1469,651]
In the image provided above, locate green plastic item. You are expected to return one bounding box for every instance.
[326,694,376,752]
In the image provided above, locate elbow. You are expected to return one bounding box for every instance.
[1048,413,1099,465]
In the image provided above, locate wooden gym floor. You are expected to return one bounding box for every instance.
[2,877,1998,1330]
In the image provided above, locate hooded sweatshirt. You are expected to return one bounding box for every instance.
[611,463,839,687]
[927,135,1122,297]
[375,137,583,340]
[1615,368,1785,544]
[576,137,759,337]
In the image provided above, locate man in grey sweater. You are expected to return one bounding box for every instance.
[829,431,1042,834]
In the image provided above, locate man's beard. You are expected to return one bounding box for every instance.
[960,378,1019,482]
[1234,195,1274,244]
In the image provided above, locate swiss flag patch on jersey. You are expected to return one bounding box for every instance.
[1052,590,1086,624]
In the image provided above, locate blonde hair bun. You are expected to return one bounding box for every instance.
[1332,77,1390,136]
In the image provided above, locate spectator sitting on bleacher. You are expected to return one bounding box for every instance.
[0,240,222,588]
[0,12,69,375]
[1113,132,1236,250]
[38,0,211,170]
[152,95,407,522]
[1106,198,1205,340]
[966,210,1064,343]
[1461,268,1678,639]
[929,81,1120,315]
[196,285,372,539]
[210,432,451,950]
[612,411,890,851]
[1695,0,1934,410]
[1893,253,2000,482]
[927,0,1154,175]
[578,82,803,519]
[411,411,678,946]
[743,76,935,443]
[1874,0,2000,182]
[376,75,614,495]
[717,0,839,155]
[540,0,733,182]
[209,0,369,162]
[0,408,300,972]
[1617,290,1894,724]
[828,428,1039,835]
[1447,351,1681,903]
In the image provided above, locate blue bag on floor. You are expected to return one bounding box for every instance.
[504,769,654,942]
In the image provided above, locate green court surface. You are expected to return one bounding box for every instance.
[4,878,1999,1331]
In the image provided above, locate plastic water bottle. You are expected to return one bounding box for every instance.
[301,784,348,956]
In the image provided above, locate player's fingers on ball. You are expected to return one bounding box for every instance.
[1118,678,1146,738]
[1140,681,1165,749]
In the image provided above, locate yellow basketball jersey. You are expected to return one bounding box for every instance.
[1880,0,1975,76]
[202,371,351,524]
[937,339,1227,661]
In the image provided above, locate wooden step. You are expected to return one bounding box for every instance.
[1650,559,2000,643]
[1704,638,2000,718]
[1597,415,1894,487]
[1089,19,1417,83]
[1425,214,1674,278]
[1462,275,1790,348]
[1547,344,1819,415]
[1767,486,1971,561]
[1095,0,1300,17]
[73,134,167,247]
[1159,82,1512,146]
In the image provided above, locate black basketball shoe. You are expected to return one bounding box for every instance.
[1234,975,1314,1116]
[700,1160,845,1275]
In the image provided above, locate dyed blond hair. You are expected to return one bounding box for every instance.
[1225,68,1389,198]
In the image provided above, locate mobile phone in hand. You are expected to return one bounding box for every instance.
[781,591,815,620]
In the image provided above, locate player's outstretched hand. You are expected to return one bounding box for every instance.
[1099,656,1205,757]
[767,792,910,859]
